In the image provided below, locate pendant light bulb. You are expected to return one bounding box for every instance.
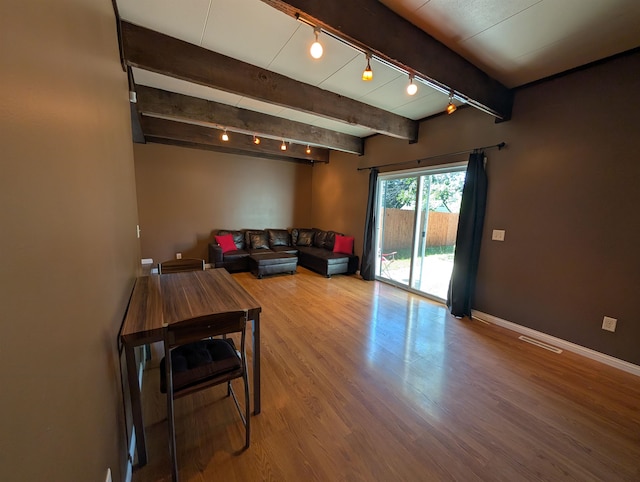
[362,53,373,81]
[253,135,260,145]
[306,145,311,154]
[406,74,417,96]
[281,140,287,151]
[446,91,457,115]
[221,129,229,141]
[310,28,323,59]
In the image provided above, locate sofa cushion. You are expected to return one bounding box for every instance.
[267,229,291,247]
[216,230,245,250]
[271,245,298,255]
[215,234,237,254]
[333,235,354,255]
[324,231,340,251]
[249,232,270,250]
[313,230,328,248]
[223,250,250,261]
[243,230,263,248]
[296,229,315,247]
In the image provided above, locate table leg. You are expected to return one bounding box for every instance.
[252,313,261,414]
[125,343,147,467]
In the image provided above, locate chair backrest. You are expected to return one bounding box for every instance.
[165,310,248,349]
[158,258,205,274]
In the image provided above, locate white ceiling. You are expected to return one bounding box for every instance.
[117,0,640,140]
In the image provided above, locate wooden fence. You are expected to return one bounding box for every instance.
[381,209,459,252]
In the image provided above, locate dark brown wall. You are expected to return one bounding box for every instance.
[311,151,370,252]
[0,1,140,481]
[316,51,640,365]
[475,53,640,365]
[133,143,313,263]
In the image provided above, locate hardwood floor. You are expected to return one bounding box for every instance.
[132,267,640,481]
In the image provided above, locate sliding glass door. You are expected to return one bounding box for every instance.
[377,177,417,285]
[376,165,465,300]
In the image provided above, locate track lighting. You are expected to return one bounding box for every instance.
[310,27,323,59]
[221,129,229,141]
[281,140,287,151]
[406,74,417,96]
[362,53,373,81]
[446,91,457,115]
[253,135,260,145]
[306,145,311,154]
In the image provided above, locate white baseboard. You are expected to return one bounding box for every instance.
[471,310,640,377]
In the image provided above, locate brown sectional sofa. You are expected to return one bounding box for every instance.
[208,228,358,278]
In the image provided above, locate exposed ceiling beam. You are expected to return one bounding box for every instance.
[141,116,330,163]
[129,102,145,143]
[135,85,364,155]
[121,21,419,141]
[260,0,513,121]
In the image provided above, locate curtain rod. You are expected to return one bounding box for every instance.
[357,142,506,171]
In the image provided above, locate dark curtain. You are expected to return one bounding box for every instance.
[360,168,379,280]
[447,151,487,317]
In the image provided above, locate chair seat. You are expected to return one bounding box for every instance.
[160,339,241,394]
[161,310,250,479]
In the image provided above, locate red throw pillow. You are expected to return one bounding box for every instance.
[215,234,237,253]
[333,235,354,255]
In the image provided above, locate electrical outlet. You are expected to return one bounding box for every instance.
[602,316,617,332]
[491,229,505,241]
[176,252,182,259]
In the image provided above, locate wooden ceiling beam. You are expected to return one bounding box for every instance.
[121,21,418,141]
[260,0,513,121]
[140,116,330,163]
[135,85,364,155]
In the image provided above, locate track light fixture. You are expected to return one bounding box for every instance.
[362,53,373,81]
[253,135,260,145]
[221,128,229,141]
[446,92,457,115]
[310,27,323,59]
[406,74,417,96]
[281,140,287,151]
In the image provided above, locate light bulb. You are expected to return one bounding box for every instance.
[281,140,287,151]
[406,76,417,95]
[253,135,260,145]
[310,28,323,59]
[221,129,229,141]
[306,145,311,154]
[362,54,373,81]
[446,92,457,114]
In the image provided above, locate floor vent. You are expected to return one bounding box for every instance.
[518,335,563,354]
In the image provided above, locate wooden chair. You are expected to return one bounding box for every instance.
[160,310,250,481]
[157,258,205,274]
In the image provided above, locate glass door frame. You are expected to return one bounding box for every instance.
[375,161,467,302]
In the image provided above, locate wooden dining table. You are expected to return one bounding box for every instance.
[119,268,262,467]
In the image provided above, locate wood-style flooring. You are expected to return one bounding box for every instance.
[132,267,640,481]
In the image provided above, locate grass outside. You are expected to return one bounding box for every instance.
[381,245,455,299]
